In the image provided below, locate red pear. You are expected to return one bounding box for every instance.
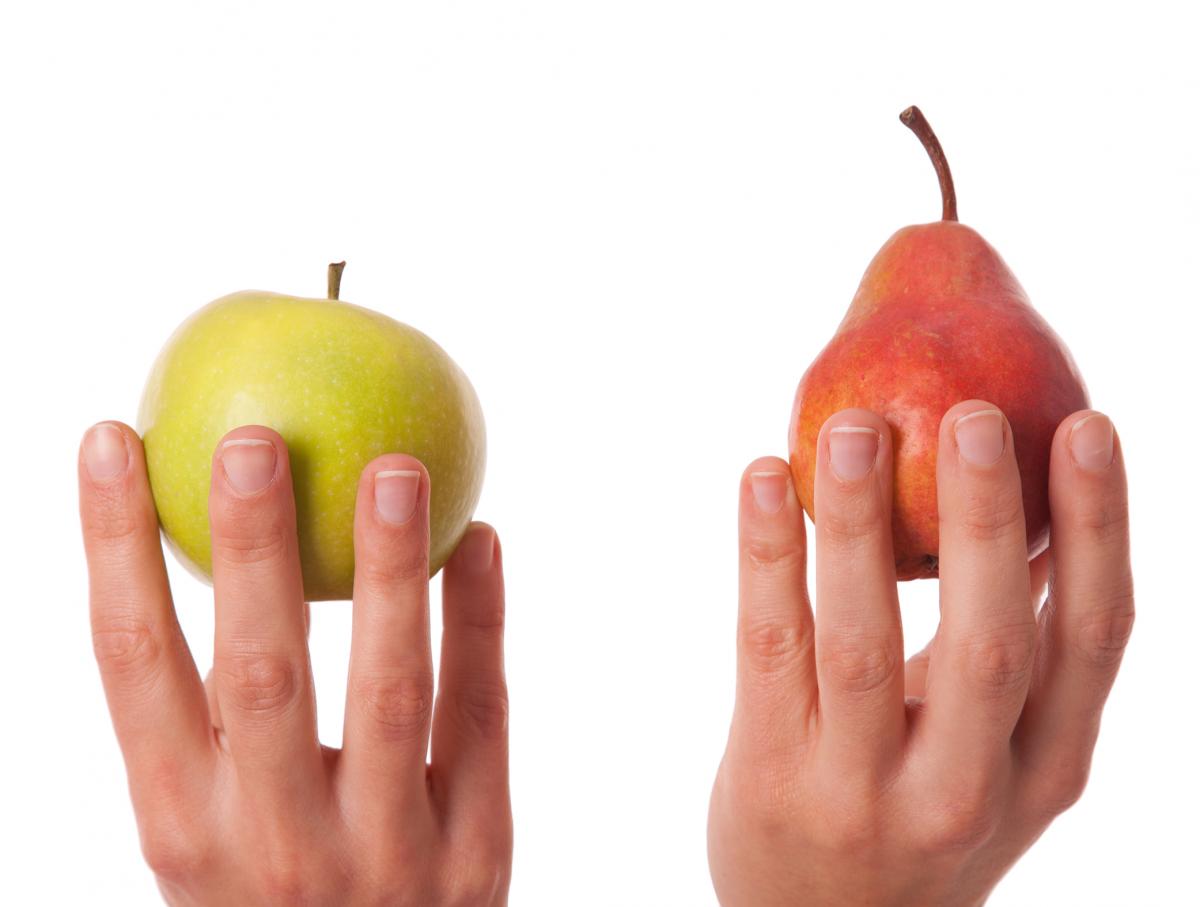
[788,107,1089,580]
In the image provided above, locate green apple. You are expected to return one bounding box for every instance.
[137,264,485,601]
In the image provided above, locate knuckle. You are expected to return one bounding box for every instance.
[451,681,510,740]
[82,491,157,542]
[354,672,435,741]
[442,856,510,907]
[219,653,301,717]
[1030,762,1091,819]
[951,486,1026,542]
[811,790,882,851]
[211,522,291,569]
[818,503,886,550]
[957,625,1036,699]
[458,600,506,634]
[743,539,807,574]
[140,819,209,881]
[92,617,159,678]
[819,636,899,695]
[365,846,436,906]
[827,811,881,852]
[740,620,813,676]
[920,807,998,854]
[257,854,311,903]
[920,784,1001,853]
[1073,597,1135,670]
[356,547,429,591]
[1074,493,1130,542]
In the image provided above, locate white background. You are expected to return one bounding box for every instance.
[2,1,1197,904]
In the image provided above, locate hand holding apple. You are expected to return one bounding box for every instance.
[78,420,511,903]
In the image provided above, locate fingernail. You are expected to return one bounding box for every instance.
[828,427,880,482]
[954,409,1006,466]
[458,526,496,574]
[1070,413,1114,472]
[83,423,128,482]
[374,469,421,524]
[750,471,789,513]
[220,439,277,495]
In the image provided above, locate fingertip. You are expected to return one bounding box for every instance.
[941,400,1011,470]
[215,423,286,452]
[1049,410,1129,545]
[361,452,429,485]
[211,425,288,500]
[939,399,1004,432]
[1059,410,1118,475]
[742,455,790,484]
[80,420,134,486]
[739,457,808,579]
[1048,411,1127,535]
[355,454,430,531]
[741,456,794,516]
[816,408,890,487]
[447,522,499,577]
[818,407,891,439]
[78,421,157,545]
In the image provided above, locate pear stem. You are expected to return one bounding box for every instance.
[899,106,957,222]
[327,261,346,300]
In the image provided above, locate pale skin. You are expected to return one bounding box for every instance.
[78,422,511,906]
[80,401,1132,905]
[708,401,1134,906]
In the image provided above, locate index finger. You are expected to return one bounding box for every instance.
[732,457,818,762]
[79,422,213,799]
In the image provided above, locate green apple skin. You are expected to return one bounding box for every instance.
[137,290,485,601]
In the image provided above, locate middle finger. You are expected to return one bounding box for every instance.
[340,455,435,821]
[210,427,325,806]
[813,409,906,775]
[921,401,1037,770]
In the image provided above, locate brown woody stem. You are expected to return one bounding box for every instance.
[899,106,957,222]
[328,261,346,300]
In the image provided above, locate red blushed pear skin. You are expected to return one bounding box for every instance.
[788,106,1089,580]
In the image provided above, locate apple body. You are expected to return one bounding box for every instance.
[788,222,1088,580]
[138,290,485,601]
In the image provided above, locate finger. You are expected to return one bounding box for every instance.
[79,422,213,805]
[811,410,905,774]
[209,427,323,804]
[341,455,435,819]
[732,457,817,763]
[432,523,511,836]
[1017,412,1133,811]
[205,602,310,743]
[922,402,1037,770]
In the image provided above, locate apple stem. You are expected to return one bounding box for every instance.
[899,106,957,222]
[328,262,346,300]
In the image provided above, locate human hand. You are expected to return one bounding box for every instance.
[79,422,511,905]
[708,401,1133,906]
